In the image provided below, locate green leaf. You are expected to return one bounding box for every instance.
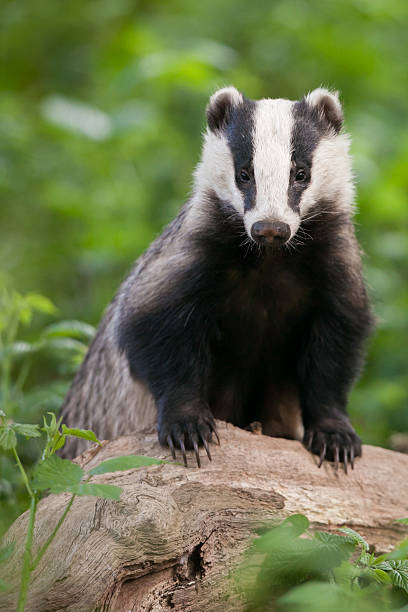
[313,531,356,561]
[0,427,17,450]
[76,482,122,500]
[44,320,96,341]
[0,543,14,563]
[369,568,392,585]
[88,455,164,476]
[282,513,310,536]
[338,527,369,552]
[25,293,57,315]
[42,411,60,435]
[53,435,66,451]
[32,455,83,494]
[375,560,408,593]
[12,423,41,438]
[397,518,408,525]
[279,581,343,608]
[61,425,100,444]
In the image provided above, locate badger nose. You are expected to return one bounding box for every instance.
[251,221,291,245]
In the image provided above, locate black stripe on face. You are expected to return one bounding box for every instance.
[289,99,327,211]
[225,98,257,212]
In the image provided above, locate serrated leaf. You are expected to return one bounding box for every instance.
[0,428,17,450]
[32,455,83,493]
[376,560,408,593]
[338,527,369,552]
[61,425,100,444]
[12,423,41,438]
[359,551,373,567]
[314,530,357,549]
[53,435,66,451]
[313,531,356,563]
[370,568,392,584]
[88,455,164,476]
[76,482,122,500]
[44,320,96,341]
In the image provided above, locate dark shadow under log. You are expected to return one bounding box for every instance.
[1,421,408,611]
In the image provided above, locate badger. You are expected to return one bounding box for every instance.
[59,86,374,471]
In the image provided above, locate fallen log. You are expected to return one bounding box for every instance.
[1,421,408,611]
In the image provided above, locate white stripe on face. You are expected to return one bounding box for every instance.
[244,99,300,239]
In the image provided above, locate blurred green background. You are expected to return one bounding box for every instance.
[0,0,407,528]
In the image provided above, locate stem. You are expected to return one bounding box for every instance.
[12,447,34,498]
[16,494,38,612]
[31,492,76,570]
[1,351,10,414]
[14,357,32,394]
[2,308,19,417]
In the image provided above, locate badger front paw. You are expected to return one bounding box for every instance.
[158,405,219,468]
[303,417,362,474]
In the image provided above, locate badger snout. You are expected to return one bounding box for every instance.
[250,221,291,246]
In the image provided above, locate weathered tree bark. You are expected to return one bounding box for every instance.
[1,421,408,611]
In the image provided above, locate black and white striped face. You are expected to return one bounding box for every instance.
[195,86,353,246]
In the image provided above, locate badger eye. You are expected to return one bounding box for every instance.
[295,168,307,182]
[239,168,251,182]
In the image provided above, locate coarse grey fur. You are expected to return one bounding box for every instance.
[59,87,373,465]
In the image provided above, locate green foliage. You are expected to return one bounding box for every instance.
[32,455,83,493]
[238,514,408,611]
[0,409,169,611]
[0,284,96,535]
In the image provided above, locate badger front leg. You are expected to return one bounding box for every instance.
[118,292,218,467]
[298,296,373,472]
[157,386,218,468]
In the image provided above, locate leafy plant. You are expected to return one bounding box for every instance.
[0,284,96,534]
[0,410,166,611]
[237,514,408,612]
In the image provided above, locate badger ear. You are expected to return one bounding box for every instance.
[206,86,244,132]
[306,88,343,134]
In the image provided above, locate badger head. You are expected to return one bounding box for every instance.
[194,86,354,247]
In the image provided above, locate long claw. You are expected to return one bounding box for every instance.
[350,446,355,470]
[167,435,176,460]
[334,445,339,471]
[179,439,187,468]
[212,428,220,446]
[318,442,326,468]
[201,435,212,461]
[192,438,201,468]
[343,448,348,475]
[306,431,314,451]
